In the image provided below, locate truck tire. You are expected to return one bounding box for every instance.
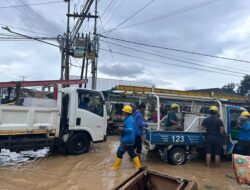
[67,133,90,155]
[168,147,187,165]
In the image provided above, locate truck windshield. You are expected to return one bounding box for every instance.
[78,91,104,117]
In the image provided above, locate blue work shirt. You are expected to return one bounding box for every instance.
[238,120,250,141]
[165,111,178,127]
[134,110,145,136]
[120,115,135,145]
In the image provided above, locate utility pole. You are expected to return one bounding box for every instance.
[91,0,98,90]
[65,0,71,80]
[57,34,65,80]
[79,33,88,88]
[19,76,27,81]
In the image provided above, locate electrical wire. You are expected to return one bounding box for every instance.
[6,0,57,35]
[102,0,124,28]
[101,40,248,75]
[0,23,52,36]
[0,0,64,9]
[16,0,61,34]
[100,48,243,77]
[99,35,250,64]
[104,0,221,32]
[104,0,155,34]
[127,42,250,73]
[100,0,115,18]
[98,13,121,79]
[1,27,60,47]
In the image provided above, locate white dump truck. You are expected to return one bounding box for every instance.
[0,86,107,155]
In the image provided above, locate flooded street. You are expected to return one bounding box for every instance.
[0,136,244,190]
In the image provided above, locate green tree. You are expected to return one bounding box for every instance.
[238,75,250,96]
[221,83,236,93]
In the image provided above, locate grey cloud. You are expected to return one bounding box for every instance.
[99,63,145,78]
[1,0,250,89]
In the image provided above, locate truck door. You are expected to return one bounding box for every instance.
[75,89,107,142]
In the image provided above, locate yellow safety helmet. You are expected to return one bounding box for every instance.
[241,111,250,117]
[171,103,179,109]
[209,106,219,112]
[122,105,132,114]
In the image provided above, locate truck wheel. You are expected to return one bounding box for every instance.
[168,147,187,165]
[67,133,90,155]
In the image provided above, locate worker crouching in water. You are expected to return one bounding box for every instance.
[236,111,250,156]
[112,105,142,170]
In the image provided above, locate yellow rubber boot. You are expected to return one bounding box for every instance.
[133,156,142,169]
[112,158,122,170]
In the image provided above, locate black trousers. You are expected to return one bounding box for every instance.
[134,135,142,154]
[205,135,222,155]
[117,144,137,159]
[236,140,250,156]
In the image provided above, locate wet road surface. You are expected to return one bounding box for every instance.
[0,136,245,190]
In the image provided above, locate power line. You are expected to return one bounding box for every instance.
[100,48,243,77]
[0,0,64,9]
[0,23,52,36]
[2,27,60,47]
[101,40,248,75]
[102,0,124,28]
[0,36,57,40]
[99,35,250,64]
[98,13,121,79]
[129,43,250,73]
[100,0,115,18]
[106,37,249,73]
[14,0,61,34]
[103,0,155,34]
[105,0,221,32]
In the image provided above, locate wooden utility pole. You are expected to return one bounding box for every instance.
[65,0,71,80]
[62,0,96,84]
[79,33,88,88]
[91,0,98,90]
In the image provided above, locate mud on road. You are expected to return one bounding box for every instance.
[0,136,244,190]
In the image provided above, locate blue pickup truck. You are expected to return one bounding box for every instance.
[144,102,246,165]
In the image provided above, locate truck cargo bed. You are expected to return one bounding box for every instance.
[0,106,59,136]
[114,167,197,190]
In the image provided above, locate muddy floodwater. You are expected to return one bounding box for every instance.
[0,136,246,190]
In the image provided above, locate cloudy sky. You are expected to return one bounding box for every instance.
[1,0,250,90]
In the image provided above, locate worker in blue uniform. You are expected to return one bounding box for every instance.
[236,111,250,156]
[133,103,146,160]
[79,97,89,110]
[112,105,141,170]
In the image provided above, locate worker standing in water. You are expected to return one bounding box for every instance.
[236,111,250,155]
[112,105,142,170]
[202,106,224,167]
[133,103,146,160]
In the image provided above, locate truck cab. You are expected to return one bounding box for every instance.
[0,86,108,155]
[57,87,108,155]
